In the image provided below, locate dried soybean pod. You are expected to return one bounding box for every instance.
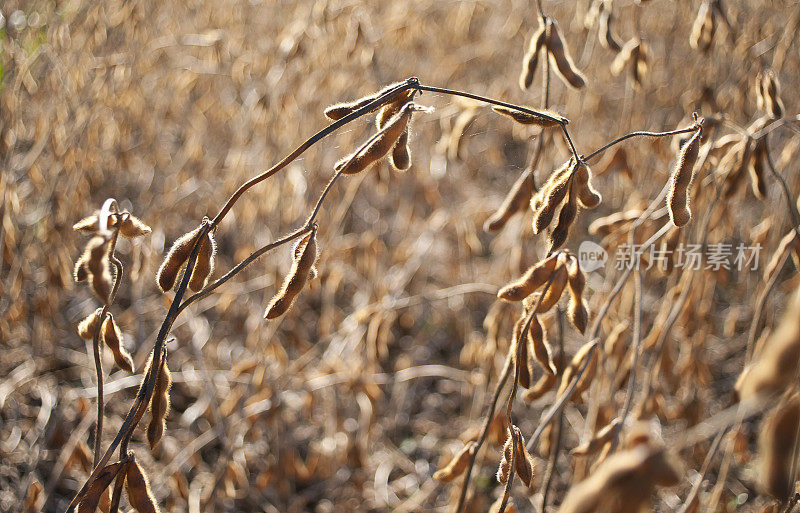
[376,90,414,129]
[611,38,638,76]
[533,160,575,234]
[513,314,533,389]
[335,103,416,175]
[488,496,518,513]
[536,261,569,313]
[78,308,104,340]
[571,418,622,455]
[126,459,160,513]
[758,394,800,501]
[390,129,411,171]
[522,372,557,402]
[756,71,767,112]
[546,18,586,89]
[84,235,112,304]
[118,213,152,238]
[761,70,785,120]
[573,162,602,209]
[264,229,318,319]
[565,257,589,334]
[497,433,513,484]
[690,1,716,53]
[74,257,89,282]
[498,253,560,301]
[528,314,556,374]
[323,81,404,120]
[549,182,579,252]
[598,9,622,52]
[147,350,172,449]
[748,139,768,200]
[76,461,123,513]
[484,169,534,232]
[491,105,567,128]
[156,225,203,293]
[74,214,100,233]
[433,441,476,483]
[668,126,702,227]
[188,231,216,291]
[101,314,134,373]
[514,431,535,488]
[558,340,598,401]
[520,25,547,90]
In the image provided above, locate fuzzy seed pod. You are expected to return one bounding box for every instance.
[522,372,557,402]
[118,214,152,238]
[536,260,569,312]
[520,25,547,90]
[748,139,768,200]
[630,40,649,87]
[497,433,513,484]
[533,160,575,234]
[760,70,784,120]
[101,314,134,373]
[81,236,113,304]
[484,169,534,232]
[376,90,414,129]
[264,230,318,319]
[76,462,123,513]
[546,19,586,89]
[390,129,411,171]
[548,184,579,252]
[126,460,160,513]
[512,315,534,389]
[573,162,602,209]
[558,340,598,402]
[565,258,589,334]
[498,253,559,301]
[335,103,417,175]
[758,394,800,501]
[157,225,204,293]
[598,9,622,52]
[323,81,405,120]
[78,308,104,340]
[492,106,566,128]
[736,290,800,401]
[74,214,100,233]
[74,258,89,282]
[572,418,622,456]
[514,432,535,488]
[559,444,680,513]
[690,1,716,53]
[667,127,702,227]
[147,352,172,449]
[611,38,637,75]
[528,314,556,374]
[433,441,476,483]
[188,232,216,291]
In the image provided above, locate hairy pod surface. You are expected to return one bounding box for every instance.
[156,225,204,293]
[668,127,702,227]
[101,314,134,373]
[264,229,318,319]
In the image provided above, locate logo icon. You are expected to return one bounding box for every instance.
[578,240,608,272]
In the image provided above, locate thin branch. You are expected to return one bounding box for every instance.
[416,84,568,126]
[584,126,698,162]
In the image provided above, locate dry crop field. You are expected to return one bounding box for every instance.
[2,0,800,512]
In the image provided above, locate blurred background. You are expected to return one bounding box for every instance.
[1,0,798,512]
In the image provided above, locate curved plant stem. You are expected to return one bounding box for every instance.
[584,126,698,162]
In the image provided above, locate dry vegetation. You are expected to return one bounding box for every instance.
[2,0,800,512]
